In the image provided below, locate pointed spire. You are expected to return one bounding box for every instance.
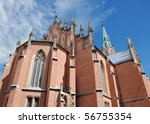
[27,29,34,47]
[42,33,47,40]
[88,22,93,34]
[127,37,138,63]
[16,41,21,48]
[127,37,133,48]
[88,22,93,45]
[48,25,51,31]
[71,17,76,35]
[64,19,67,30]
[102,23,115,56]
[59,18,62,28]
[102,23,112,48]
[54,15,58,23]
[80,25,84,38]
[71,17,75,25]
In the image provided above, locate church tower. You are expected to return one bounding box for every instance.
[102,23,115,56]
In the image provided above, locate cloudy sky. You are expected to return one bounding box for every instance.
[0,0,150,78]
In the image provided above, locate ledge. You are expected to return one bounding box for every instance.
[70,65,76,68]
[70,92,76,96]
[52,58,58,61]
[22,88,46,92]
[122,98,144,103]
[103,94,112,99]
[49,86,60,91]
[93,59,99,63]
[11,84,19,88]
[96,88,102,92]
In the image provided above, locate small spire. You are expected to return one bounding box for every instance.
[127,37,133,48]
[16,41,21,48]
[71,17,76,34]
[48,25,51,31]
[80,25,84,38]
[54,15,58,23]
[59,18,62,28]
[71,17,75,25]
[88,22,93,35]
[27,29,34,47]
[64,19,67,30]
[42,33,47,40]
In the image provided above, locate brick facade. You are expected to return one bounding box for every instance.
[0,17,150,107]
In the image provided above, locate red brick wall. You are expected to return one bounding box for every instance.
[115,61,150,106]
[76,46,97,107]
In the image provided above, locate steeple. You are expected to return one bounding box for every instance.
[102,23,115,56]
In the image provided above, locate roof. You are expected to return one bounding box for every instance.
[108,49,133,65]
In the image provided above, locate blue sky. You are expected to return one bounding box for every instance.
[0,0,150,79]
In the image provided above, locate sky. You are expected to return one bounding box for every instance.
[0,0,150,79]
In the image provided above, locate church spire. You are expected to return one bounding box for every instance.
[102,23,115,56]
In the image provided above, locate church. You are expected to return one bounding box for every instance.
[0,16,150,107]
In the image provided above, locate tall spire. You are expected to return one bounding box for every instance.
[102,23,115,56]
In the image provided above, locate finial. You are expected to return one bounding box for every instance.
[54,15,58,22]
[80,25,83,31]
[48,25,51,30]
[88,22,93,34]
[71,17,75,25]
[59,18,62,28]
[64,19,67,30]
[42,33,47,40]
[29,29,34,37]
[28,29,34,47]
[127,37,133,48]
[16,41,21,48]
[80,25,84,38]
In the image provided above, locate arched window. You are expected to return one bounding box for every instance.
[30,50,45,88]
[100,61,108,95]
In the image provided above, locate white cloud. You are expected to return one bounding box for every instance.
[0,0,115,66]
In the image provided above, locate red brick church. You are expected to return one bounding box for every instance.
[0,16,150,107]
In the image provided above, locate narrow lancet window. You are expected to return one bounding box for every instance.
[30,50,45,88]
[100,61,108,95]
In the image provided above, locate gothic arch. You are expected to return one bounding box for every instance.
[29,49,46,88]
[100,60,108,95]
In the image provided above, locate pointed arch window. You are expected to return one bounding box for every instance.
[30,50,45,87]
[100,61,108,95]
